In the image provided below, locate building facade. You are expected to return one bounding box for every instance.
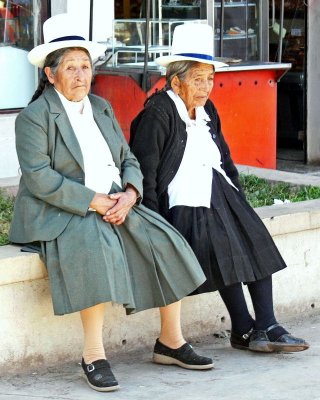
[0,0,319,181]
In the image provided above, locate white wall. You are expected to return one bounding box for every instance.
[92,0,114,41]
[307,1,320,164]
[0,115,19,179]
[66,0,114,42]
[0,47,36,109]
[51,0,67,15]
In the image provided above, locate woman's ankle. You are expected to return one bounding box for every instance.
[83,348,107,364]
[158,336,186,349]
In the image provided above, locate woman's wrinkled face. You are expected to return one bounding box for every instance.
[172,62,214,118]
[45,49,92,102]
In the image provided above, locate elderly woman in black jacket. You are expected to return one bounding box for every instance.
[130,23,309,354]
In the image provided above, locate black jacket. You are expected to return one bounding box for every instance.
[130,91,244,218]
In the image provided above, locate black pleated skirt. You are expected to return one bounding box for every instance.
[167,170,287,294]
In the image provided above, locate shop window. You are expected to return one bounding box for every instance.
[115,1,143,19]
[0,0,42,110]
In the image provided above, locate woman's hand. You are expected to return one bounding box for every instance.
[102,186,138,225]
[89,193,117,216]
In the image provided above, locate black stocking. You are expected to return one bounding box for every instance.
[247,276,288,340]
[219,277,287,340]
[219,283,254,335]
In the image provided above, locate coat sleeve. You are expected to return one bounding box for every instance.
[130,106,169,212]
[15,108,95,216]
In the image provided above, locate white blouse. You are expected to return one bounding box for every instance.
[167,90,237,209]
[56,90,122,194]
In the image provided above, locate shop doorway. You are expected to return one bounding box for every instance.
[269,0,307,170]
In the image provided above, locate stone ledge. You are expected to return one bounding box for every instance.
[257,199,320,235]
[1,199,320,287]
[0,198,319,372]
[0,245,47,286]
[0,202,318,286]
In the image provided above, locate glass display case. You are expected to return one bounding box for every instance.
[142,0,269,62]
[160,0,206,19]
[269,0,305,71]
[105,1,269,69]
[213,1,260,60]
[108,18,204,67]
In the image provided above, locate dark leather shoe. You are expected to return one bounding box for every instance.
[153,339,214,370]
[230,328,253,350]
[81,358,120,392]
[249,324,310,353]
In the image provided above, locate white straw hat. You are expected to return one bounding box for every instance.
[28,13,107,68]
[156,23,228,69]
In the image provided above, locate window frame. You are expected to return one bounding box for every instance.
[0,0,50,113]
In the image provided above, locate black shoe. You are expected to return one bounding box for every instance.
[153,339,214,370]
[249,324,310,353]
[230,328,253,350]
[81,358,120,392]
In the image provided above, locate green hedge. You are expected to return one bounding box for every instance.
[0,189,14,246]
[1,175,320,245]
[239,174,320,208]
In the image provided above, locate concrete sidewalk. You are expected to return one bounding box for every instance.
[0,312,319,400]
[237,164,320,187]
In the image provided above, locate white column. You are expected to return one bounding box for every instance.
[307,2,320,164]
[66,0,114,42]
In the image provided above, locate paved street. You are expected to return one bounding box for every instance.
[0,312,319,400]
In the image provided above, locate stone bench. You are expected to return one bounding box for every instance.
[1,199,320,372]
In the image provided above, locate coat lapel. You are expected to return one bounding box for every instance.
[45,88,85,171]
[92,104,121,169]
[56,113,85,171]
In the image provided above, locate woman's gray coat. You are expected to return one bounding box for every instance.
[10,86,143,244]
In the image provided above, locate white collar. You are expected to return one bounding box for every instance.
[55,88,90,115]
[166,90,210,127]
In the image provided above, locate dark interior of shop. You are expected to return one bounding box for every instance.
[269,0,306,167]
[115,0,143,18]
[114,0,306,167]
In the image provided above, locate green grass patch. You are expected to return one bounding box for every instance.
[0,189,15,246]
[239,174,320,208]
[1,175,320,246]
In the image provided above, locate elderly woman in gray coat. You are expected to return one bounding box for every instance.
[9,14,213,393]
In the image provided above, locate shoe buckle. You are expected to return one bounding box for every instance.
[242,328,253,340]
[87,364,95,373]
[242,333,249,340]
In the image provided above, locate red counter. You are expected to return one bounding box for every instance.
[92,63,290,169]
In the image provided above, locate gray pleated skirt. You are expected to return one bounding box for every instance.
[40,197,205,316]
